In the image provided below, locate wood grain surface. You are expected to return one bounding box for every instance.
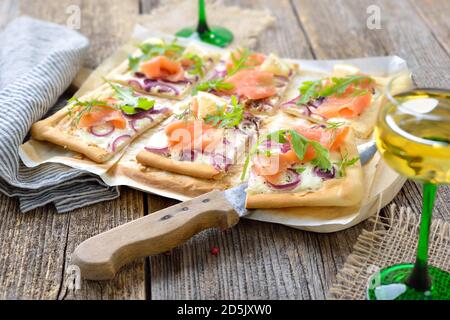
[0,0,448,300]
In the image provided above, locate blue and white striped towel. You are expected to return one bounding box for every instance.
[0,16,120,213]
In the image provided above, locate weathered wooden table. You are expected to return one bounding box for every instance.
[0,0,449,300]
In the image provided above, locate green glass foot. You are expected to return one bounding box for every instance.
[175,26,233,48]
[367,263,450,300]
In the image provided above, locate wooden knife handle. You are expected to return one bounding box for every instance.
[71,190,239,280]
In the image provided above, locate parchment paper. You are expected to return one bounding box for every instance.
[19,28,410,232]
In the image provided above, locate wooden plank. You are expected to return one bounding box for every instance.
[20,0,140,68]
[410,0,450,56]
[0,0,146,300]
[59,189,146,300]
[0,195,69,299]
[293,0,450,66]
[142,0,367,300]
[0,189,146,300]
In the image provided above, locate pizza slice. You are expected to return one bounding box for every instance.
[107,38,220,99]
[194,48,298,115]
[136,92,262,180]
[281,64,383,138]
[244,122,364,209]
[31,82,172,163]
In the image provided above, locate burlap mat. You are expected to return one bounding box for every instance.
[138,0,275,48]
[328,204,450,299]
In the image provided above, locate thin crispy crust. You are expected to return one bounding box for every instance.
[31,107,113,163]
[119,161,230,197]
[350,93,384,138]
[245,129,364,209]
[136,150,222,180]
[283,90,384,139]
[31,89,171,163]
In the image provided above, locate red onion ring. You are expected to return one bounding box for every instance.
[275,75,289,82]
[313,166,336,179]
[266,169,301,190]
[128,79,143,91]
[280,142,291,153]
[134,71,189,84]
[309,96,325,108]
[89,123,115,137]
[111,134,131,152]
[274,75,289,88]
[145,146,169,156]
[211,153,232,172]
[143,79,180,95]
[209,68,228,80]
[179,149,198,162]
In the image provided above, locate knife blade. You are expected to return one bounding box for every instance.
[71,142,377,280]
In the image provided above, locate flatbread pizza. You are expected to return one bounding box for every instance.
[244,121,364,209]
[281,64,384,138]
[194,48,298,115]
[107,38,220,99]
[136,92,262,180]
[31,82,172,163]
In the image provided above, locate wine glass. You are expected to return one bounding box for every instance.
[367,67,450,300]
[175,0,234,47]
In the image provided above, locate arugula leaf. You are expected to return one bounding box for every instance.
[334,153,360,177]
[297,80,322,105]
[287,130,308,161]
[325,121,346,130]
[297,75,373,105]
[67,98,110,124]
[240,129,333,181]
[192,78,234,95]
[183,53,204,77]
[266,130,288,144]
[241,138,261,181]
[227,48,254,76]
[295,167,306,174]
[204,96,244,128]
[309,141,332,171]
[128,56,141,71]
[106,80,155,115]
[128,40,185,71]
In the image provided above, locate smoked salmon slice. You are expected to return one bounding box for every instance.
[314,94,372,119]
[78,105,126,129]
[294,125,349,151]
[225,69,276,100]
[313,80,374,119]
[140,56,185,82]
[226,49,265,72]
[165,120,221,151]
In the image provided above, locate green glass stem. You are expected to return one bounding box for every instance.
[406,183,437,291]
[196,0,210,34]
[175,0,233,47]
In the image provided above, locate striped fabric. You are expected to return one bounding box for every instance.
[0,16,120,213]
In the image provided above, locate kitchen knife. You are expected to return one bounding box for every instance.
[71,183,250,280]
[71,142,377,280]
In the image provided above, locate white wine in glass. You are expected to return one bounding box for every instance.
[368,68,450,300]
